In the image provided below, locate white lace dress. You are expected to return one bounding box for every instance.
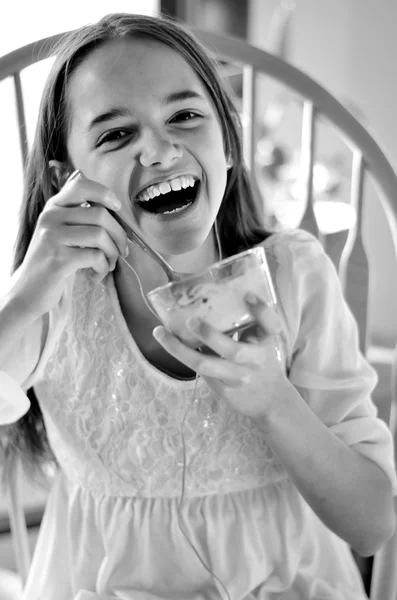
[2,230,396,600]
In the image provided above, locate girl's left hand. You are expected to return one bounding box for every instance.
[153,293,290,418]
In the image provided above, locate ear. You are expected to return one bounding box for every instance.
[49,160,68,191]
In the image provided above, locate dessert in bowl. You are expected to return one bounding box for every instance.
[147,247,277,349]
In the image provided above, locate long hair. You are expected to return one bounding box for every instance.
[5,12,271,469]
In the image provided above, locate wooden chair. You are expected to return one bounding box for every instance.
[0,24,397,600]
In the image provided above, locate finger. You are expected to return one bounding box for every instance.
[152,326,254,385]
[245,293,287,366]
[62,247,110,280]
[186,317,262,365]
[245,293,282,337]
[61,224,122,270]
[51,173,122,212]
[59,205,128,258]
[202,375,247,393]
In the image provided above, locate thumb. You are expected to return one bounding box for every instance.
[245,292,282,336]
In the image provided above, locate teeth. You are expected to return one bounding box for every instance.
[163,202,192,215]
[159,182,171,194]
[137,175,196,202]
[170,179,182,191]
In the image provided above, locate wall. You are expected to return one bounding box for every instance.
[248,0,397,348]
[161,0,248,37]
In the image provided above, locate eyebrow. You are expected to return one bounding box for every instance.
[87,89,206,132]
[88,107,132,132]
[163,89,206,105]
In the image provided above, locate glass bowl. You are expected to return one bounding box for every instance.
[146,246,277,349]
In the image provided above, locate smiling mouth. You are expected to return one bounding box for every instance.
[136,180,200,215]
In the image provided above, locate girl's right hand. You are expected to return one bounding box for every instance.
[11,174,129,320]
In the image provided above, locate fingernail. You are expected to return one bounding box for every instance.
[153,326,165,341]
[123,244,129,258]
[108,192,121,210]
[187,317,201,331]
[245,291,258,305]
[66,169,83,185]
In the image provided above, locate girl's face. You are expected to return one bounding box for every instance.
[66,37,228,256]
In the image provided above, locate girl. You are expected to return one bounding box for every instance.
[0,12,396,600]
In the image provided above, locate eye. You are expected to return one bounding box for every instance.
[96,129,133,148]
[170,111,201,124]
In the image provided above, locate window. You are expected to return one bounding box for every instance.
[0,0,159,293]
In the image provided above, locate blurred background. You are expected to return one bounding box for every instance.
[1,0,397,596]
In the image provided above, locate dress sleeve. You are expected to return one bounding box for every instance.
[272,229,397,495]
[0,315,45,424]
[0,275,74,425]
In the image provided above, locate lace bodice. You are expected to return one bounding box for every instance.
[36,268,287,498]
[4,229,395,503]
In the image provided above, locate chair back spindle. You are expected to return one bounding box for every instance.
[338,152,369,353]
[4,457,31,585]
[242,64,257,172]
[298,100,320,240]
[13,71,29,166]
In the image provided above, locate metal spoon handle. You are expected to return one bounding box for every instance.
[109,209,176,281]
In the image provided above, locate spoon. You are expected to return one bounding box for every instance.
[108,208,185,282]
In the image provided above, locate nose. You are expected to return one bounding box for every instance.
[138,127,183,168]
